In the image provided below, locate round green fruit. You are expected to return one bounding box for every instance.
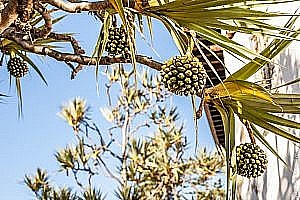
[236,143,268,178]
[7,57,29,78]
[160,55,207,96]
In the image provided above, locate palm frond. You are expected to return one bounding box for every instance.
[148,0,297,10]
[146,16,154,44]
[208,82,300,144]
[206,78,300,190]
[271,77,300,90]
[227,15,300,81]
[273,94,300,105]
[205,80,275,103]
[251,123,288,167]
[15,78,23,117]
[236,107,300,143]
[91,11,112,88]
[143,0,299,67]
[15,51,48,86]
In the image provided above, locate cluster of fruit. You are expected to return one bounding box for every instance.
[7,57,29,78]
[160,55,207,96]
[236,143,268,178]
[160,54,268,179]
[106,26,130,57]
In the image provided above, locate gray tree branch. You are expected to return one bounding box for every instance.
[0,0,18,34]
[44,0,113,12]
[34,3,52,38]
[2,28,163,72]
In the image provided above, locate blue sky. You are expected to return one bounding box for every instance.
[0,13,215,199]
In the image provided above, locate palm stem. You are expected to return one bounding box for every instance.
[215,105,236,199]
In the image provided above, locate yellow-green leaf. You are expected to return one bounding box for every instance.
[251,123,288,167]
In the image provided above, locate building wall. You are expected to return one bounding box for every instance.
[223,5,300,198]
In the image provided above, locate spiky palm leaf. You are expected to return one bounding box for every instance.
[205,80,300,199]
[123,2,300,198]
[1,12,70,114]
[201,17,300,199]
[144,0,300,59]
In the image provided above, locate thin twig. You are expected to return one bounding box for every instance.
[244,120,256,144]
[98,158,122,184]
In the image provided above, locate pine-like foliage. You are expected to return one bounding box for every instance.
[25,66,225,199]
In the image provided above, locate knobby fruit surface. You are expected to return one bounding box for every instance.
[161,55,207,96]
[236,143,268,178]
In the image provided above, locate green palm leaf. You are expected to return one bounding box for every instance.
[247,114,300,144]
[273,94,300,105]
[91,11,112,86]
[145,11,188,54]
[109,0,126,25]
[231,98,300,114]
[250,123,288,167]
[180,24,271,62]
[272,77,300,90]
[206,80,274,103]
[15,78,23,117]
[14,50,48,86]
[148,0,297,10]
[249,110,300,129]
[227,16,300,81]
[146,16,154,44]
[224,93,300,113]
[144,0,299,68]
[228,101,300,143]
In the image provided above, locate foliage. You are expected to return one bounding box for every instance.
[25,168,104,200]
[25,65,225,199]
[0,0,300,199]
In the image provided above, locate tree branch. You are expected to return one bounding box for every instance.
[47,32,85,55]
[1,29,163,72]
[0,0,18,34]
[33,3,52,38]
[18,0,34,22]
[44,0,113,13]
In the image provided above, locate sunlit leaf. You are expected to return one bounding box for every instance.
[250,123,288,167]
[249,110,300,129]
[272,77,300,90]
[148,12,188,54]
[146,16,154,44]
[91,11,112,92]
[205,80,274,103]
[15,78,23,117]
[231,105,300,143]
[187,24,272,62]
[227,16,300,81]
